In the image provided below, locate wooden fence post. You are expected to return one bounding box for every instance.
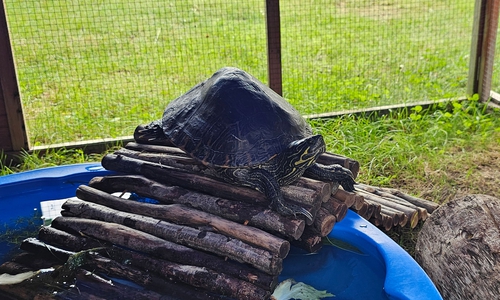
[0,0,29,151]
[467,0,500,103]
[265,0,282,96]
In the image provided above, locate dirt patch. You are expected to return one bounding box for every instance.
[391,144,500,204]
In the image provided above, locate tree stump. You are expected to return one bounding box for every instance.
[415,194,500,299]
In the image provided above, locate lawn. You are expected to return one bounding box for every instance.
[4,0,477,145]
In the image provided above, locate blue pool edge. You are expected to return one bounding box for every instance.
[0,163,442,299]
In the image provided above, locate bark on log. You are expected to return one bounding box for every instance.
[357,183,439,213]
[63,269,177,300]
[416,194,500,300]
[101,154,317,223]
[37,224,278,292]
[356,183,428,220]
[110,150,326,207]
[379,205,406,227]
[126,141,186,155]
[19,237,75,262]
[321,197,348,223]
[8,252,62,272]
[332,188,361,208]
[115,147,205,173]
[89,175,305,240]
[49,216,278,287]
[38,225,108,251]
[80,249,271,300]
[351,201,368,218]
[355,189,419,228]
[312,208,336,237]
[60,200,282,275]
[76,185,289,256]
[125,141,360,180]
[0,261,33,275]
[292,228,323,253]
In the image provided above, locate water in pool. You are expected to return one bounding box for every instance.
[279,243,390,300]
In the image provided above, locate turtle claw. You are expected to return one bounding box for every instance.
[276,203,313,222]
[297,207,313,222]
[340,178,356,193]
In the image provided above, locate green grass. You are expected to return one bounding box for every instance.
[4,0,477,145]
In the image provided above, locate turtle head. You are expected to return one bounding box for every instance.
[134,120,170,145]
[288,135,326,167]
[276,135,325,185]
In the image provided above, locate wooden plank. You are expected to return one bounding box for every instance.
[302,97,467,120]
[478,0,500,102]
[0,1,29,151]
[467,0,500,102]
[467,0,486,96]
[266,0,282,95]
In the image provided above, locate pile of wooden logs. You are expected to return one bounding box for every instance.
[0,141,439,299]
[352,183,439,231]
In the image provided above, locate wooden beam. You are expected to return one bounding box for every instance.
[302,97,467,120]
[0,0,29,151]
[265,0,282,95]
[467,0,500,102]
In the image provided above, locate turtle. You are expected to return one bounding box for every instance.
[135,67,355,221]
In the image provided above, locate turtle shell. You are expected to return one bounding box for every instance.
[162,67,313,168]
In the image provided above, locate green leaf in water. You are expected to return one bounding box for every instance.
[322,236,366,255]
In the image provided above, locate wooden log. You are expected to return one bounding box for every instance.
[351,201,369,218]
[357,201,375,220]
[292,227,323,253]
[380,205,406,227]
[60,200,283,275]
[356,183,428,220]
[0,261,33,275]
[7,252,61,272]
[64,268,175,300]
[114,148,326,207]
[38,225,108,251]
[355,189,419,228]
[312,208,336,237]
[76,185,289,257]
[357,183,439,213]
[331,188,358,208]
[89,175,305,240]
[80,249,271,300]
[49,216,278,288]
[20,237,75,261]
[294,177,334,203]
[115,147,204,173]
[416,195,500,300]
[101,154,317,223]
[117,146,331,204]
[126,141,185,154]
[321,197,348,223]
[36,224,278,292]
[125,141,360,180]
[369,213,393,231]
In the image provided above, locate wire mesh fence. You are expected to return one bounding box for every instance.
[4,0,476,146]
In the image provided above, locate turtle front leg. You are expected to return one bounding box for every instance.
[244,169,313,221]
[305,163,356,192]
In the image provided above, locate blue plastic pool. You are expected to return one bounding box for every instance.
[0,163,442,299]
